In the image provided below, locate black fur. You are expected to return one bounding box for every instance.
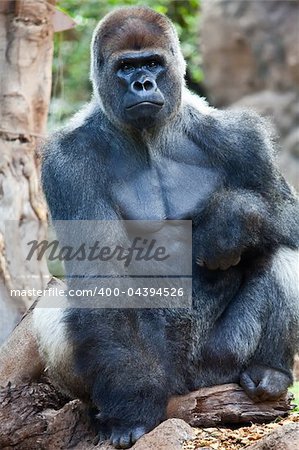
[40,7,299,449]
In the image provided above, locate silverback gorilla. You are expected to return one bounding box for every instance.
[33,7,299,449]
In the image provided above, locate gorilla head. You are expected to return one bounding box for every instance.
[90,7,186,129]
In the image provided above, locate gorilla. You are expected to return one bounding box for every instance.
[33,6,299,449]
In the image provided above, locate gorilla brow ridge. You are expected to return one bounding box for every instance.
[102,19,169,54]
[96,7,174,57]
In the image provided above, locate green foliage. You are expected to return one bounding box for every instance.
[290,381,299,412]
[50,0,202,128]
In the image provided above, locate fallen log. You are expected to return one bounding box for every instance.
[167,383,294,427]
[0,382,93,449]
[0,380,294,449]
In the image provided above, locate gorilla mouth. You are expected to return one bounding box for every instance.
[126,101,164,111]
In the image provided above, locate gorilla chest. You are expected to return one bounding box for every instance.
[110,150,222,220]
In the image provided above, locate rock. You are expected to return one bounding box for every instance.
[245,422,299,450]
[230,91,299,139]
[201,0,299,189]
[74,419,196,450]
[132,419,195,450]
[201,0,299,106]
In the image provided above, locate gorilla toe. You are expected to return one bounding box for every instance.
[110,425,147,449]
[240,364,292,402]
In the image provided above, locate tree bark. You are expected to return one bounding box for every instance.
[0,381,293,450]
[0,0,55,343]
[167,383,294,427]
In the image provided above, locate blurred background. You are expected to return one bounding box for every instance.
[0,0,298,390]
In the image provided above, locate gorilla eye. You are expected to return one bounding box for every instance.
[147,60,158,69]
[121,63,134,73]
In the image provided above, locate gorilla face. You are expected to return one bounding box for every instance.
[116,52,165,122]
[100,49,182,130]
[90,7,186,130]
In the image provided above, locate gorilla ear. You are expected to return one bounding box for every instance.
[170,46,176,56]
[97,55,104,68]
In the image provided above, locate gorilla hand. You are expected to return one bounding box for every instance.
[195,213,246,271]
[195,189,270,270]
[196,248,242,271]
[240,364,292,402]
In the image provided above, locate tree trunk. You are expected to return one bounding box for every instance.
[0,0,55,343]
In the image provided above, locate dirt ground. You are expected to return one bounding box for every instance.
[183,412,299,450]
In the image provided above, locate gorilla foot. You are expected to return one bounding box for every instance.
[240,364,292,402]
[93,428,110,446]
[109,425,147,449]
[92,382,167,448]
[94,423,146,448]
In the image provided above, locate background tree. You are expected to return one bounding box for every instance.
[0,0,54,342]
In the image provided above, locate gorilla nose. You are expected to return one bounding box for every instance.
[132,79,156,92]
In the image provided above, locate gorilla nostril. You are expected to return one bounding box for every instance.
[132,80,155,92]
[132,81,143,92]
[144,80,154,91]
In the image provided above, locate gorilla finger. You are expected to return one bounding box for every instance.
[196,256,205,267]
[119,432,132,449]
[93,434,104,445]
[110,434,129,449]
[255,385,283,402]
[219,254,242,270]
[93,429,110,445]
[232,255,241,266]
[255,379,287,401]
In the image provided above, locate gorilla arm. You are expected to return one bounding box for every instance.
[188,104,299,400]
[190,106,299,270]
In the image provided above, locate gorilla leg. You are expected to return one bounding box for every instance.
[201,246,298,400]
[64,309,170,449]
[240,247,299,401]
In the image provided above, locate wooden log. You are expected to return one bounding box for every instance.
[167,383,294,427]
[0,382,93,449]
[0,380,294,449]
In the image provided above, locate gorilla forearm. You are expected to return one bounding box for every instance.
[186,103,298,270]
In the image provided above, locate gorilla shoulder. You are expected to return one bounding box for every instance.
[182,91,280,191]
